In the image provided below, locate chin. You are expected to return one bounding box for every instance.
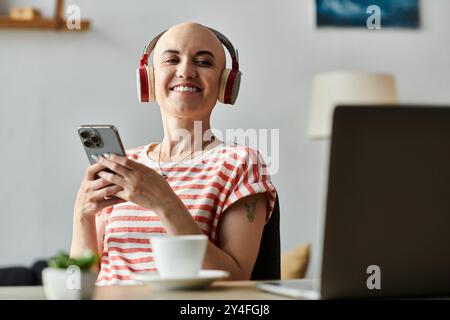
[159,96,216,117]
[167,103,204,116]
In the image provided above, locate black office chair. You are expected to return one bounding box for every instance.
[251,195,280,280]
[0,260,47,286]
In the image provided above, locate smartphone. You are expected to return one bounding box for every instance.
[78,125,126,165]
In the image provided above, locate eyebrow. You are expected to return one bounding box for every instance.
[161,49,215,59]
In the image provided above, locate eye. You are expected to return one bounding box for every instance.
[196,60,212,67]
[164,58,179,64]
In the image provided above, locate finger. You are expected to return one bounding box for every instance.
[98,197,127,209]
[98,156,131,177]
[92,184,123,201]
[97,170,125,187]
[90,177,114,191]
[85,162,107,181]
[108,154,140,170]
[114,190,127,199]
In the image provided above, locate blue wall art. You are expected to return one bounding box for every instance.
[316,0,420,28]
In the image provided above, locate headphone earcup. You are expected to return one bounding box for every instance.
[148,66,156,102]
[137,65,150,102]
[218,68,242,105]
[136,66,155,103]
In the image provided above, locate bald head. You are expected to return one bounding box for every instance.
[153,22,226,70]
[151,22,229,114]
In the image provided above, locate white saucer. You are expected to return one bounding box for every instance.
[133,270,230,290]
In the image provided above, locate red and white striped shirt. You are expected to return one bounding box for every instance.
[96,142,277,286]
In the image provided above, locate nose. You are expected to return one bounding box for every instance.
[176,60,197,79]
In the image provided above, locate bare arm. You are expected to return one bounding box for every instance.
[212,193,267,279]
[70,214,97,257]
[159,193,268,280]
[69,211,105,272]
[70,162,125,261]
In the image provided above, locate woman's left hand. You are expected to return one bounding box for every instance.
[96,154,179,214]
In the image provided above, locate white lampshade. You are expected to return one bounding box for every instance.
[307,71,397,139]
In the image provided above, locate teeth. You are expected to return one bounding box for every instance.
[173,86,200,92]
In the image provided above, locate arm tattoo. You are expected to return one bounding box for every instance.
[245,197,257,223]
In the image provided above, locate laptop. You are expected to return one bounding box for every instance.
[258,105,450,299]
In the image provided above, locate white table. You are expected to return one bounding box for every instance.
[0,281,293,300]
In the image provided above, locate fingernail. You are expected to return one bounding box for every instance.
[104,153,111,158]
[91,154,99,161]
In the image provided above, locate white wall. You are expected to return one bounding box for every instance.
[1,0,449,277]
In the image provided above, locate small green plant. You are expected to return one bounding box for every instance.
[48,250,99,271]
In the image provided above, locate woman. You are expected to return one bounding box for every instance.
[70,22,277,285]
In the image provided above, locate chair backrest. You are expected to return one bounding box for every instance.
[250,195,280,280]
[0,260,48,286]
[0,267,35,286]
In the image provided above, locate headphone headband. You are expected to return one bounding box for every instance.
[141,27,239,71]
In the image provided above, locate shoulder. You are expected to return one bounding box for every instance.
[212,142,265,167]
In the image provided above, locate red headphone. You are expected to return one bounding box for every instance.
[137,27,242,105]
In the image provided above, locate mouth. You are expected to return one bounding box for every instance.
[170,83,202,93]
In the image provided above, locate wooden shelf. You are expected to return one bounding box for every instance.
[0,0,90,32]
[0,16,90,31]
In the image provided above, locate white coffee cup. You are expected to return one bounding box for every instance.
[150,235,208,279]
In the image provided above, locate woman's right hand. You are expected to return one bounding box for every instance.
[73,162,126,218]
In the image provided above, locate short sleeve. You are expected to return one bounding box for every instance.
[221,146,277,222]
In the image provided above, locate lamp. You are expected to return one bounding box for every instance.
[307,71,397,139]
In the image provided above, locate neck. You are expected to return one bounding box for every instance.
[159,111,215,160]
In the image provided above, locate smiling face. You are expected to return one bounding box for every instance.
[153,23,226,119]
